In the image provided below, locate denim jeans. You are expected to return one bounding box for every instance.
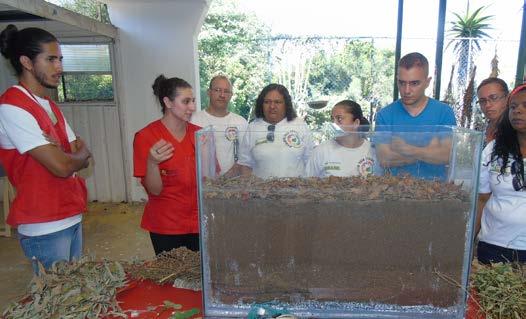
[19,222,83,273]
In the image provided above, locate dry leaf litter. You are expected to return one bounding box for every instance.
[2,257,127,319]
[123,247,201,291]
[204,175,469,201]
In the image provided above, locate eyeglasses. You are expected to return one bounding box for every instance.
[477,94,507,107]
[211,88,232,95]
[511,160,526,191]
[267,125,275,142]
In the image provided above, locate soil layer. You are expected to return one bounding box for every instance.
[203,197,470,308]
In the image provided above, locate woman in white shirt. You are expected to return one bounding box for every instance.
[306,100,374,177]
[235,84,314,178]
[477,83,526,264]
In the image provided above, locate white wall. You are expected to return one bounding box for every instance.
[106,0,210,201]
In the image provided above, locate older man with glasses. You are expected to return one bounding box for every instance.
[191,75,248,175]
[476,77,509,144]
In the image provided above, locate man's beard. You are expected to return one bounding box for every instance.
[34,69,59,89]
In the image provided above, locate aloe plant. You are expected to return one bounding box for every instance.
[447,5,493,91]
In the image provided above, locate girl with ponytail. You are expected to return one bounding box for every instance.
[133,74,200,255]
[306,100,375,177]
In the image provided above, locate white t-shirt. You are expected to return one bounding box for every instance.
[191,109,248,174]
[0,85,81,236]
[238,117,314,178]
[478,140,526,250]
[305,139,375,177]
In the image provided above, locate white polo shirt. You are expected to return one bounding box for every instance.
[191,110,248,174]
[238,117,314,178]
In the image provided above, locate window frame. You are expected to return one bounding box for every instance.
[56,40,117,107]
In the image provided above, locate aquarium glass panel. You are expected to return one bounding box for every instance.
[196,125,483,318]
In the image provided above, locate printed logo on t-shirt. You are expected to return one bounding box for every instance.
[283,130,302,148]
[225,126,238,141]
[324,161,341,172]
[489,159,511,175]
[357,157,374,177]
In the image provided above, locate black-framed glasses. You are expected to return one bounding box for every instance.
[511,160,526,191]
[477,94,507,107]
[267,125,275,142]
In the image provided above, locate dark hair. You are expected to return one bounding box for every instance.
[399,52,429,75]
[0,24,58,75]
[254,83,297,122]
[208,74,231,90]
[477,77,509,95]
[491,84,526,177]
[152,74,192,114]
[333,99,370,132]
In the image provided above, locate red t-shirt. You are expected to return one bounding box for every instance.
[133,120,201,235]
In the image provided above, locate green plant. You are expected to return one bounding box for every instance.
[447,5,493,90]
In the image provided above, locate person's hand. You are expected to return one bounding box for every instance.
[148,139,174,164]
[391,137,415,157]
[74,137,92,168]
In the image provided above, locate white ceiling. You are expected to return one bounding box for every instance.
[0,0,117,40]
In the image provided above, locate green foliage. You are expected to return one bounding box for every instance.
[471,262,526,318]
[448,6,493,48]
[304,108,332,128]
[57,0,111,23]
[58,74,113,102]
[308,40,395,116]
[198,0,271,119]
[447,6,493,88]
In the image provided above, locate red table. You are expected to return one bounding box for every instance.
[115,281,483,319]
[116,280,202,319]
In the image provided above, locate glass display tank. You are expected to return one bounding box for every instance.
[196,125,483,318]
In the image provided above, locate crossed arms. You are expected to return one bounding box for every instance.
[376,136,453,168]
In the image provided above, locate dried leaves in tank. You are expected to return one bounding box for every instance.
[124,247,201,290]
[2,257,127,319]
[204,175,469,202]
[471,262,526,319]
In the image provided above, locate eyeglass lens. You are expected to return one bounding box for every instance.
[477,94,505,106]
[267,125,275,142]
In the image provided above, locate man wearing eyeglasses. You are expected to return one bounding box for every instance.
[191,75,247,175]
[476,77,509,144]
[374,52,456,180]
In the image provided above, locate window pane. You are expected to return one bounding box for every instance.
[61,44,111,72]
[58,74,113,102]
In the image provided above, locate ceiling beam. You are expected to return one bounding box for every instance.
[0,0,117,38]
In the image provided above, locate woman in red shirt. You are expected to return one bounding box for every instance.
[133,75,200,254]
